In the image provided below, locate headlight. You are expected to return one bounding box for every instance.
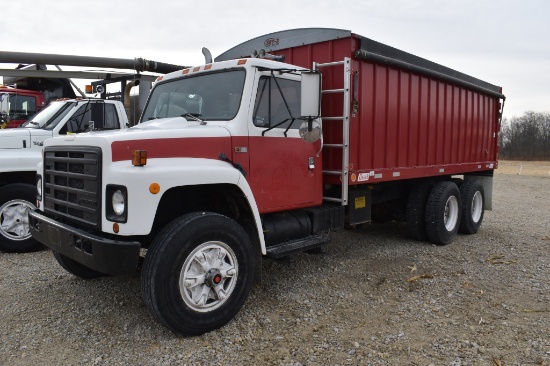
[106,185,128,223]
[112,190,126,216]
[36,175,42,199]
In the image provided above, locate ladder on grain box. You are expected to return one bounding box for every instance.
[314,58,352,206]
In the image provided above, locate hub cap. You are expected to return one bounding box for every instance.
[179,241,238,312]
[0,199,36,241]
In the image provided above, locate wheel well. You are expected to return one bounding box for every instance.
[150,183,258,246]
[0,171,36,187]
[149,183,262,283]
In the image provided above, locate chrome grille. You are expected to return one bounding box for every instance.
[43,146,102,229]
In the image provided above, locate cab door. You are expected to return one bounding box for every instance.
[247,72,322,213]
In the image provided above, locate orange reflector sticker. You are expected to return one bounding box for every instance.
[237,59,247,65]
[149,183,160,194]
[113,223,119,233]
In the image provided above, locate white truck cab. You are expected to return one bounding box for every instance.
[0,98,129,252]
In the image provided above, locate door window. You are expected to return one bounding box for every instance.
[253,76,301,129]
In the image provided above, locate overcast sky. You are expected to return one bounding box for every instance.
[1,0,548,119]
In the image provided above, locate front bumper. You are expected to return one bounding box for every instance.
[28,210,140,276]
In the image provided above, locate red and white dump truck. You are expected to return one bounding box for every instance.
[28,28,505,335]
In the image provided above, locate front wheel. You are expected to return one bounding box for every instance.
[425,181,461,246]
[141,212,255,336]
[0,184,43,253]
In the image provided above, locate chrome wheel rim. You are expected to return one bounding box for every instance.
[179,241,238,312]
[0,199,36,241]
[444,196,459,231]
[471,191,483,223]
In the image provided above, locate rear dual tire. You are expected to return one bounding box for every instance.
[425,181,461,246]
[408,180,477,245]
[458,179,485,234]
[406,181,434,241]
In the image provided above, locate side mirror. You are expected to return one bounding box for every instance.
[300,71,322,142]
[300,71,321,122]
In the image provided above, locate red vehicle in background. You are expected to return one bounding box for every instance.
[1,64,77,128]
[0,86,46,128]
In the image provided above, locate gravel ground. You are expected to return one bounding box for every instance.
[1,173,549,366]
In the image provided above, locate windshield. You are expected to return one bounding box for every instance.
[21,101,76,129]
[0,92,37,122]
[141,69,246,122]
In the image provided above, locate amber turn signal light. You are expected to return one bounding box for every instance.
[131,150,147,166]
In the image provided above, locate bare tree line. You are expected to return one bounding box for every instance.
[499,111,550,160]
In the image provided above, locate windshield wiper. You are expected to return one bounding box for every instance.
[147,116,158,120]
[181,113,205,125]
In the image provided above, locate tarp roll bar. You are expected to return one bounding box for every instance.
[354,49,505,101]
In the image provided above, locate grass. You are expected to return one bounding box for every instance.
[497,160,550,176]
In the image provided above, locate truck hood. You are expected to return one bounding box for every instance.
[0,127,53,149]
[44,117,233,163]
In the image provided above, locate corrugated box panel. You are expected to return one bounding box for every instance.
[266,31,501,184]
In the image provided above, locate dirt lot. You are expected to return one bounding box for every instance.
[1,164,549,365]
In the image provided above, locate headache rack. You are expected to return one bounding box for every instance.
[43,146,102,229]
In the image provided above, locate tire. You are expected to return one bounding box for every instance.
[141,212,255,336]
[52,251,106,279]
[425,181,461,246]
[406,181,434,241]
[0,184,43,253]
[459,179,485,234]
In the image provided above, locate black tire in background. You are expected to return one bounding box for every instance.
[52,251,107,279]
[425,181,461,246]
[0,184,43,253]
[141,212,255,336]
[459,179,485,234]
[406,181,434,241]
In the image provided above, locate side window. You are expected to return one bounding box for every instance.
[64,104,91,133]
[253,76,301,129]
[104,104,120,129]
